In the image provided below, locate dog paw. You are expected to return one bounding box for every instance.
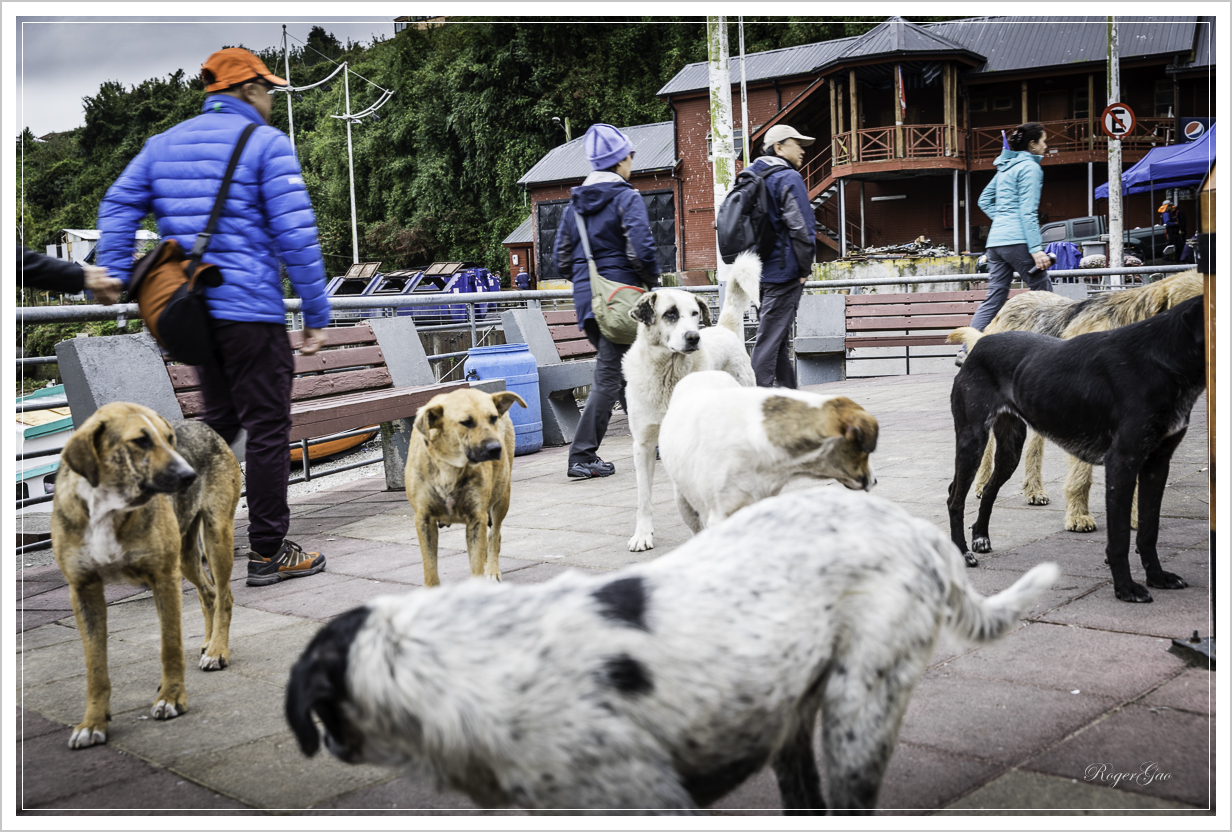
[963,551,980,567]
[628,531,655,552]
[484,571,502,582]
[1027,491,1051,506]
[199,651,229,671]
[974,486,984,498]
[151,699,185,720]
[1114,582,1154,603]
[1146,571,1188,590]
[971,536,992,554]
[68,725,107,749]
[1065,515,1098,533]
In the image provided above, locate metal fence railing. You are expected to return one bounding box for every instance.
[16,265,1194,537]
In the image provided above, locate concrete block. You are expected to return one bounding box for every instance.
[501,308,593,446]
[55,332,181,427]
[1052,282,1090,300]
[501,308,562,365]
[795,293,847,385]
[365,316,435,387]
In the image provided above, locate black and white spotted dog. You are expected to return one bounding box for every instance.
[286,488,1057,814]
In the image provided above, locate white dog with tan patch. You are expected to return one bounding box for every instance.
[623,251,760,551]
[660,371,878,533]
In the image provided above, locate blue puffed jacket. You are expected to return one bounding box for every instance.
[96,95,331,329]
[553,171,660,331]
[746,156,816,284]
[978,148,1045,254]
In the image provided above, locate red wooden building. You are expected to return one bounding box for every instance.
[514,16,1215,276]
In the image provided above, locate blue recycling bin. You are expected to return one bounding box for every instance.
[463,344,543,455]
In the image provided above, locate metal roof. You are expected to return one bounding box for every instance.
[516,121,676,187]
[657,16,1204,95]
[1172,16,1214,72]
[925,16,1198,76]
[502,215,532,246]
[824,16,984,68]
[657,40,847,97]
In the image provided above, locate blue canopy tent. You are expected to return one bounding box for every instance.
[1094,123,1214,259]
[1095,123,1216,198]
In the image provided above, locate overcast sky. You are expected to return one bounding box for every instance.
[13,15,397,136]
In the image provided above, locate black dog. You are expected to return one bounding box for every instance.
[946,295,1206,602]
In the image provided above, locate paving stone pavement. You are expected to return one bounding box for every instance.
[12,373,1215,816]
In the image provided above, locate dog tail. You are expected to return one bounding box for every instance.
[946,561,1059,644]
[717,250,762,334]
[946,326,985,352]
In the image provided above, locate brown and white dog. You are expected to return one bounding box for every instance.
[659,371,878,532]
[623,251,760,552]
[404,388,527,586]
[51,402,241,749]
[974,269,1202,531]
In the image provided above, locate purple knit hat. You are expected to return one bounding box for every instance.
[585,123,634,170]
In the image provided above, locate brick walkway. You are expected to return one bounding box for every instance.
[14,374,1214,815]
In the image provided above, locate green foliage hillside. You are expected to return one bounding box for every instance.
[17,17,955,281]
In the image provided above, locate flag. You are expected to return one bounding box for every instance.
[897,64,906,123]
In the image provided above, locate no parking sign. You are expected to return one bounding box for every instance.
[1100,103,1136,139]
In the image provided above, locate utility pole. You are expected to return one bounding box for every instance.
[1107,16,1123,286]
[739,17,750,167]
[344,63,359,264]
[707,17,736,229]
[283,26,295,154]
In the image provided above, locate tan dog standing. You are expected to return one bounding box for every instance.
[51,402,242,749]
[405,388,527,586]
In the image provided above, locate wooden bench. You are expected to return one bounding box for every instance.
[55,316,502,490]
[501,308,598,446]
[843,288,1028,374]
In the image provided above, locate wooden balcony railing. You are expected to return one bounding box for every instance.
[799,142,834,195]
[831,124,967,166]
[970,118,1176,161]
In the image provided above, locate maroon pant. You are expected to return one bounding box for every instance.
[197,321,293,556]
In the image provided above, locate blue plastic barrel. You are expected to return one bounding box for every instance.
[463,344,543,455]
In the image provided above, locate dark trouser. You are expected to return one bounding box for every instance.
[197,321,294,555]
[751,278,806,388]
[568,318,629,466]
[970,244,1054,332]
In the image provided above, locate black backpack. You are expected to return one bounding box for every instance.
[715,165,781,265]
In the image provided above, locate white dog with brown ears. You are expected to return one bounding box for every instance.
[623,250,760,552]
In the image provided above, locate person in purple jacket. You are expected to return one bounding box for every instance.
[97,47,332,587]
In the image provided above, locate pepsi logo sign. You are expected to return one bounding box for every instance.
[1184,120,1207,140]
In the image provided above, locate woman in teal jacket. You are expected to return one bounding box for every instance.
[960,123,1054,363]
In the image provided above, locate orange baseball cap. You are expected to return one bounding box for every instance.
[201,48,287,92]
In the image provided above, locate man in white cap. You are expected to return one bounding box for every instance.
[746,125,817,388]
[553,123,660,478]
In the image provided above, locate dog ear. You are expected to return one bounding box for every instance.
[629,291,658,325]
[844,411,880,454]
[284,606,371,758]
[697,299,713,328]
[415,405,445,436]
[491,392,527,416]
[61,419,107,488]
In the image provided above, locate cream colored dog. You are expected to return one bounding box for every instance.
[405,388,527,586]
[51,402,241,749]
[623,251,760,552]
[660,371,878,532]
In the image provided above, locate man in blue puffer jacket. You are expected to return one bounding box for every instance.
[746,125,817,388]
[98,47,332,587]
[553,123,660,479]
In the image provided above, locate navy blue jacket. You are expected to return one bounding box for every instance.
[553,172,660,330]
[97,95,331,328]
[747,156,816,283]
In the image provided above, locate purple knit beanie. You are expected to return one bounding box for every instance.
[585,123,634,171]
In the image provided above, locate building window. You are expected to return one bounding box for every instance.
[706,129,745,161]
[394,20,407,33]
[1074,89,1089,120]
[992,96,1013,111]
[1155,80,1173,118]
[969,98,987,113]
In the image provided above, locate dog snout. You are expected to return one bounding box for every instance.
[176,464,198,489]
[683,331,701,350]
[467,439,503,463]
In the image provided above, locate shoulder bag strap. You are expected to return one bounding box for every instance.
[185,122,258,278]
[573,209,595,265]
